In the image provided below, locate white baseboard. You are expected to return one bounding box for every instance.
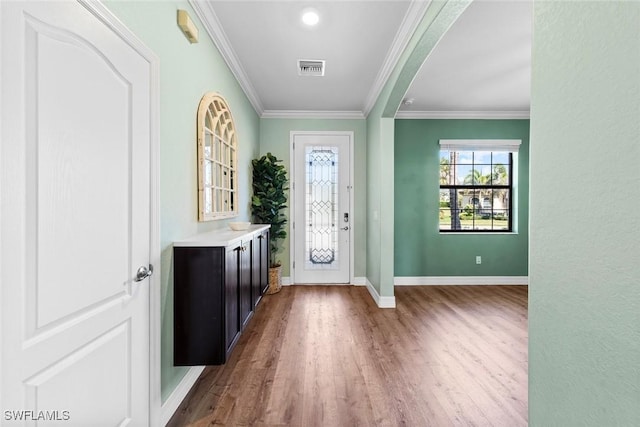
[365,278,396,308]
[161,366,205,426]
[394,276,529,286]
[284,277,366,286]
[292,282,352,286]
[352,276,366,286]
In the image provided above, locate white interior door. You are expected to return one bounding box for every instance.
[292,133,352,284]
[1,2,152,425]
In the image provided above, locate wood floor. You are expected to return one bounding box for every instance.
[168,285,528,427]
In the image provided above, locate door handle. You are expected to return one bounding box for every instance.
[341,226,349,231]
[134,264,153,282]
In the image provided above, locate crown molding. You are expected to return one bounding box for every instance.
[362,0,432,116]
[395,110,531,119]
[261,110,365,120]
[189,0,264,116]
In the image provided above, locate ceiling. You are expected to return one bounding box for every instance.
[190,0,532,119]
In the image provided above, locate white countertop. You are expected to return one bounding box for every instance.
[173,224,270,247]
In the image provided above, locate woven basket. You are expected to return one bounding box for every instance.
[267,265,282,294]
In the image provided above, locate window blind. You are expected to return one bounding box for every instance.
[439,139,521,153]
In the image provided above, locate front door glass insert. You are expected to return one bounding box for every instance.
[305,147,339,269]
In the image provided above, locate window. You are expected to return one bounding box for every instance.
[439,139,520,232]
[197,93,238,221]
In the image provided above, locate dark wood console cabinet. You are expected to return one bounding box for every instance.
[173,225,270,366]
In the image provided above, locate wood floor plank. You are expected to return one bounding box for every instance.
[168,285,528,427]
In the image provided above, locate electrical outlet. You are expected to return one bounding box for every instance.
[476,256,482,265]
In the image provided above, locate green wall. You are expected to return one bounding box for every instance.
[394,119,529,277]
[529,1,640,425]
[104,1,260,403]
[258,118,367,278]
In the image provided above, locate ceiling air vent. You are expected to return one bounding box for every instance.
[298,59,325,77]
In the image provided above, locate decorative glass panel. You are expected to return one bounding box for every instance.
[204,131,212,158]
[305,147,339,269]
[205,188,212,214]
[205,160,212,186]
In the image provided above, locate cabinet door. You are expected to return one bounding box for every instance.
[225,246,241,356]
[239,241,252,329]
[260,230,270,294]
[174,247,225,365]
[251,236,262,308]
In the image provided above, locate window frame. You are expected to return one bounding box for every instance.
[197,93,238,221]
[438,139,520,233]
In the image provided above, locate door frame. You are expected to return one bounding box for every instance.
[0,1,161,423]
[289,131,355,285]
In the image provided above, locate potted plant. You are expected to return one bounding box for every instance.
[251,153,288,294]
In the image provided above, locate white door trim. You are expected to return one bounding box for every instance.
[0,2,4,417]
[74,1,161,424]
[289,131,355,285]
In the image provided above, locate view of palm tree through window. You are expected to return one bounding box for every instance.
[439,151,512,232]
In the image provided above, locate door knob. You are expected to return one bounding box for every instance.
[341,226,349,231]
[135,264,154,282]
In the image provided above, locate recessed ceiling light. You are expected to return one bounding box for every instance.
[301,9,320,26]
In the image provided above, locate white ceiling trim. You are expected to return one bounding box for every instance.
[189,0,264,115]
[362,0,432,117]
[261,110,365,120]
[395,110,530,119]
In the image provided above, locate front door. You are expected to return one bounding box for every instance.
[1,1,153,425]
[292,132,352,284]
